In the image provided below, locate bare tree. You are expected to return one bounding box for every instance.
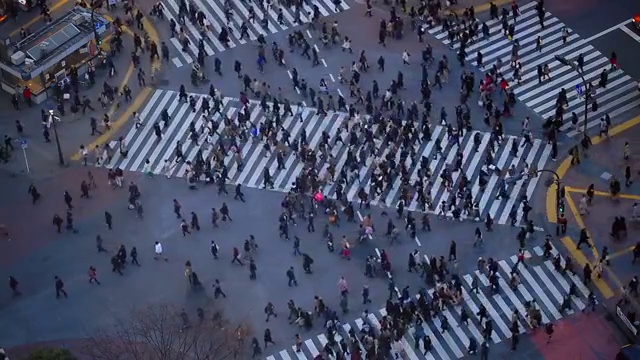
[83,304,251,360]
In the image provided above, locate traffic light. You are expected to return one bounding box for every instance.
[557,199,565,214]
[94,30,101,46]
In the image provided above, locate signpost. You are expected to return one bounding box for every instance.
[575,83,583,98]
[19,139,29,173]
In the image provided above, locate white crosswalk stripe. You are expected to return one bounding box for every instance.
[161,0,349,67]
[426,1,640,137]
[105,90,550,225]
[265,245,592,360]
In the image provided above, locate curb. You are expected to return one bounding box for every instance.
[544,115,640,299]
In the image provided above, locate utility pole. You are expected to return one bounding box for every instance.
[49,110,65,166]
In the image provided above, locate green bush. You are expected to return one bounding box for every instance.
[27,348,76,360]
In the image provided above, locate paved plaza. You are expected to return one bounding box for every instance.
[1,0,639,358]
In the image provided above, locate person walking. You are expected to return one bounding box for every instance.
[105,211,113,230]
[28,183,41,204]
[213,279,227,298]
[173,199,182,218]
[545,323,554,343]
[264,328,275,348]
[234,184,246,202]
[131,247,140,266]
[264,302,278,322]
[220,203,232,221]
[210,240,219,259]
[54,276,68,298]
[9,276,20,296]
[576,228,592,250]
[232,247,244,265]
[88,266,101,284]
[249,259,257,279]
[286,266,298,286]
[154,241,168,261]
[64,190,73,210]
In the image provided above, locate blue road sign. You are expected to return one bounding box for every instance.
[19,139,27,148]
[575,84,583,96]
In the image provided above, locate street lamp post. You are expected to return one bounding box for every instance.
[89,1,102,46]
[555,54,589,134]
[49,111,65,166]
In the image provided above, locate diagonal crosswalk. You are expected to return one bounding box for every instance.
[426,1,640,137]
[105,89,551,225]
[161,0,349,67]
[265,245,592,360]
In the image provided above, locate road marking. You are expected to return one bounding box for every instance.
[607,246,635,261]
[71,16,162,161]
[620,25,640,44]
[563,192,601,262]
[583,20,630,42]
[306,30,312,38]
[546,114,640,222]
[560,236,615,299]
[144,16,163,75]
[321,58,327,67]
[71,88,150,161]
[566,187,640,201]
[329,74,335,82]
[545,114,640,300]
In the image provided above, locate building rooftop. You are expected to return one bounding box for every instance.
[1,6,109,78]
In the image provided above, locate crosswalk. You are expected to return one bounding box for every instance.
[162,0,349,67]
[427,1,640,137]
[106,89,551,225]
[265,245,592,360]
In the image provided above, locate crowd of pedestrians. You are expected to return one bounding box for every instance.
[5,0,638,358]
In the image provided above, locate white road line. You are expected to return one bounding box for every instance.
[329,74,335,82]
[621,25,640,44]
[306,30,312,38]
[584,20,630,42]
[321,58,327,67]
[171,57,183,67]
[112,90,552,225]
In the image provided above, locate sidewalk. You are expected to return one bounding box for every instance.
[0,2,163,180]
[545,114,640,300]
